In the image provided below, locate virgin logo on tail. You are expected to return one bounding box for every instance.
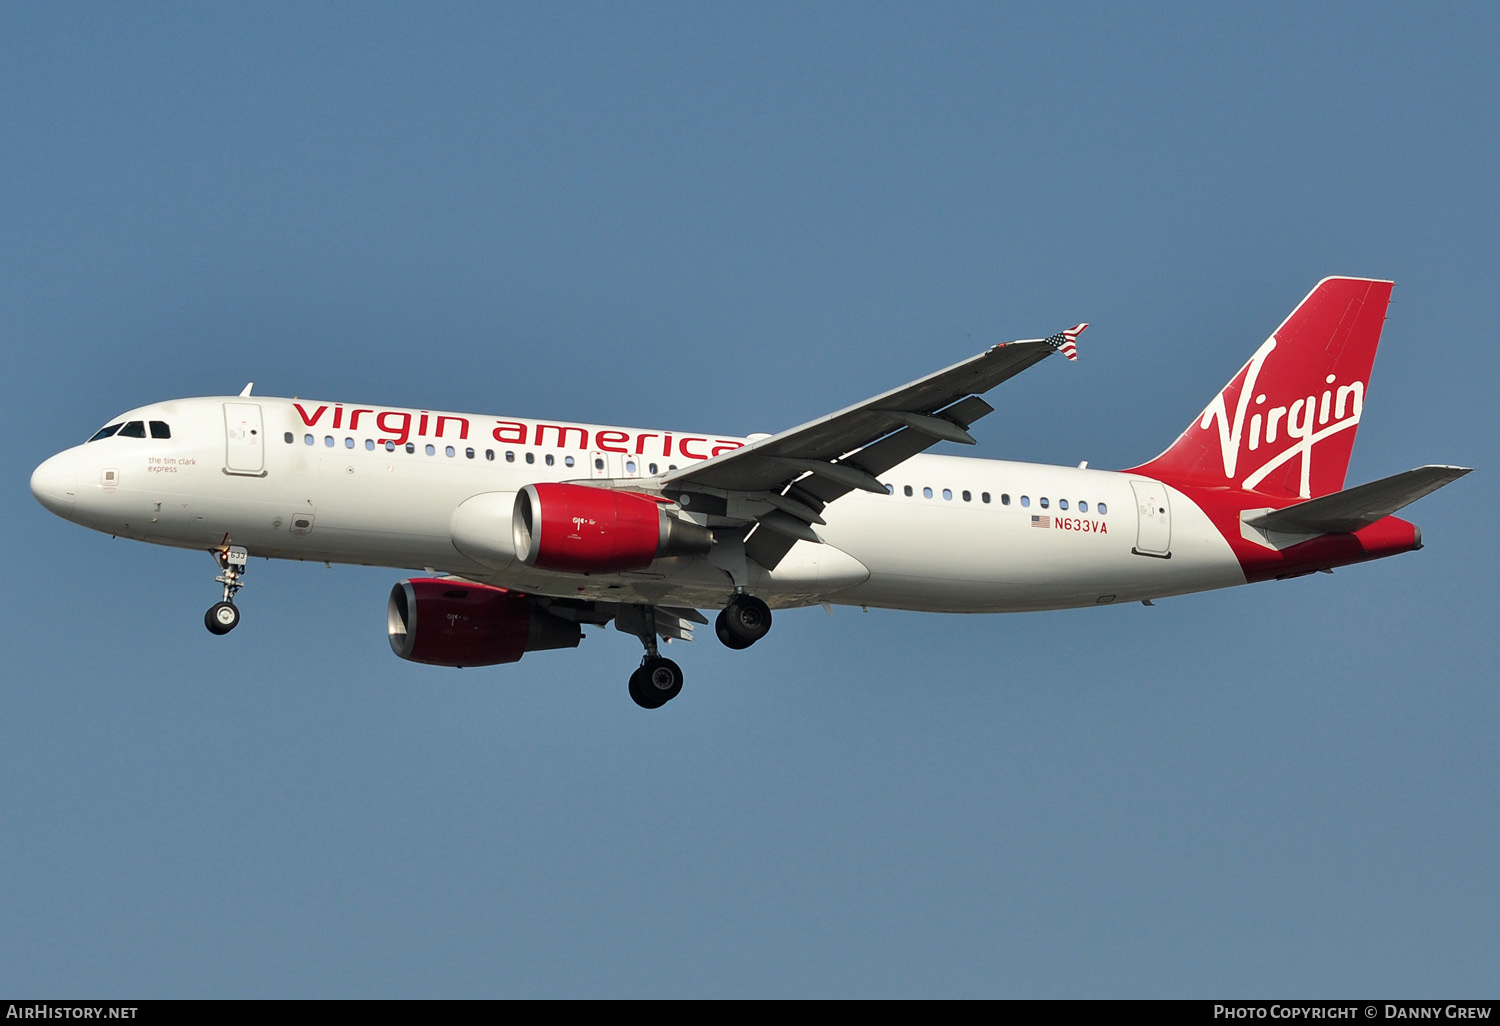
[1128,277,1391,500]
[1197,336,1366,497]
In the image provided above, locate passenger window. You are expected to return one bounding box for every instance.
[983,492,992,504]
[119,421,146,438]
[594,457,605,471]
[1078,500,1087,513]
[649,463,659,475]
[1021,496,1030,507]
[325,436,335,447]
[405,443,415,454]
[525,453,534,464]
[922,487,933,499]
[89,424,123,442]
[942,488,952,500]
[485,450,495,461]
[545,454,555,466]
[1059,499,1068,510]
[505,451,514,462]
[1098,502,1108,515]
[466,447,475,459]
[283,432,294,444]
[445,446,455,457]
[149,421,171,439]
[1000,493,1009,505]
[305,434,315,446]
[1040,497,1049,509]
[885,484,894,495]
[626,460,637,474]
[365,439,375,451]
[425,444,435,455]
[565,455,575,467]
[962,490,971,502]
[904,485,913,496]
[345,437,354,449]
[385,440,395,451]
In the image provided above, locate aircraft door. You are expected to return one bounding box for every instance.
[1130,479,1171,557]
[224,403,266,476]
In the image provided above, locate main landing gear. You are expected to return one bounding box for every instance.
[716,594,772,650]
[620,594,772,709]
[204,545,249,635]
[629,655,684,710]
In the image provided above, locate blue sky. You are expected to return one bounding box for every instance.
[4,2,1497,998]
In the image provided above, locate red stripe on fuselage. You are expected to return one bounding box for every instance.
[1177,483,1420,582]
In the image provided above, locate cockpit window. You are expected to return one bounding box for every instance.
[117,421,147,438]
[89,423,123,442]
[149,421,171,439]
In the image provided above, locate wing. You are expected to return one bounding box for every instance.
[656,334,1078,569]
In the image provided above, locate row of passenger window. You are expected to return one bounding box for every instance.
[283,432,679,475]
[89,420,172,441]
[887,482,1107,514]
[281,433,1106,513]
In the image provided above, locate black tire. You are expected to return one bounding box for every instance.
[629,665,674,709]
[628,668,659,709]
[721,595,772,647]
[205,601,239,635]
[638,656,683,706]
[716,610,754,650]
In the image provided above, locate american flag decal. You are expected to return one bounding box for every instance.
[1043,322,1088,362]
[1031,515,1051,529]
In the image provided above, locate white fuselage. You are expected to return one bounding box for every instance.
[32,395,1248,613]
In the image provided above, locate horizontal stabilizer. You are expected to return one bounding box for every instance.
[1247,465,1472,535]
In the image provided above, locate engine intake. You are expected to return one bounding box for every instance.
[512,483,713,573]
[387,578,581,667]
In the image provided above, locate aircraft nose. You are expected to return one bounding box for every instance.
[31,452,77,519]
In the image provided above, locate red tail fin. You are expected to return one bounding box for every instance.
[1127,277,1393,499]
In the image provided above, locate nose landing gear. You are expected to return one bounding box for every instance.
[204,545,248,635]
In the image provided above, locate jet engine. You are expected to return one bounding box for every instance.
[512,482,713,573]
[387,578,581,667]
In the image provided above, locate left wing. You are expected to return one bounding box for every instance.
[655,333,1080,569]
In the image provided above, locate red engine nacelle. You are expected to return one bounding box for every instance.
[512,482,713,573]
[387,578,581,667]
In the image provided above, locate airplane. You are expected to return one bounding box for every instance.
[30,277,1471,708]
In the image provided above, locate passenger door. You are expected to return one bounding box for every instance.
[223,403,266,476]
[1130,479,1171,557]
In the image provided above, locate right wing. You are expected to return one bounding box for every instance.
[654,333,1081,569]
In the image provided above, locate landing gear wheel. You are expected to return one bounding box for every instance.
[205,601,240,635]
[206,544,249,636]
[715,610,753,650]
[629,656,683,709]
[719,595,772,648]
[628,668,660,709]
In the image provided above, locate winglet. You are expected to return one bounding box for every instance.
[239,382,254,396]
[1044,323,1087,362]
